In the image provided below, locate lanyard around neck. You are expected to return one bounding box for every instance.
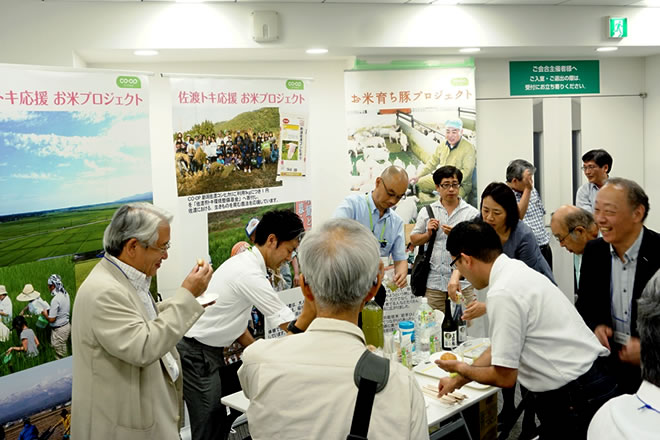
[365,194,386,243]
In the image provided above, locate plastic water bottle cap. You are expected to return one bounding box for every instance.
[421,297,428,304]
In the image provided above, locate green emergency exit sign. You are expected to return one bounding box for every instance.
[609,17,627,38]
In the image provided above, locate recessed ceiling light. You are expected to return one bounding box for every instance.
[596,47,618,52]
[306,48,328,55]
[134,50,159,57]
[459,48,481,53]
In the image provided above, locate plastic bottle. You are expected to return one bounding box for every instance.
[442,297,458,350]
[398,320,415,348]
[415,298,434,362]
[361,300,384,348]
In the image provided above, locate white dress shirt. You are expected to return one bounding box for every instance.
[238,318,429,440]
[588,380,660,440]
[487,254,609,392]
[186,246,294,347]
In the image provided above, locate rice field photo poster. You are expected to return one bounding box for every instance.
[0,65,152,438]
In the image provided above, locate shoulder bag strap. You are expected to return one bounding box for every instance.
[423,205,438,257]
[346,350,390,440]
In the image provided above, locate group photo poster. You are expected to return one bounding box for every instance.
[170,76,310,217]
[344,65,477,221]
[0,65,152,439]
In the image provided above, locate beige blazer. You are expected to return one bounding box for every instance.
[71,257,204,440]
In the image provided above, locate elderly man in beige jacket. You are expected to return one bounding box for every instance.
[71,203,213,440]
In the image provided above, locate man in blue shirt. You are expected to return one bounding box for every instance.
[334,166,408,308]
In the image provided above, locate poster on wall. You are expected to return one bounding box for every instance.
[0,65,152,439]
[169,75,310,217]
[344,64,477,213]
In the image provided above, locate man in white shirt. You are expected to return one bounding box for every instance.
[576,149,612,213]
[588,268,660,439]
[238,218,429,440]
[410,165,478,312]
[0,285,12,325]
[179,209,305,440]
[436,220,618,439]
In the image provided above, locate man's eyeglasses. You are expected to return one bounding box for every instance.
[450,255,462,268]
[439,183,462,190]
[554,228,575,244]
[145,242,171,254]
[381,180,405,201]
[581,165,599,171]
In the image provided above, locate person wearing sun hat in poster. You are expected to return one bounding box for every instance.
[17,284,50,325]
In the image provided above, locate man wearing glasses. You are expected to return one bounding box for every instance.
[334,165,409,309]
[550,205,599,294]
[71,203,214,440]
[577,178,660,395]
[410,166,478,312]
[576,149,613,213]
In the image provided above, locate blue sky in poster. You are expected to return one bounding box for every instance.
[0,110,152,215]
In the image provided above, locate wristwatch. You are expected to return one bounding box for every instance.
[287,319,304,334]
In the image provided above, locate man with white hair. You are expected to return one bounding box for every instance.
[238,218,429,440]
[588,268,660,439]
[410,119,476,201]
[71,202,213,440]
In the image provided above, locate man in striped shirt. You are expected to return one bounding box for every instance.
[506,159,552,269]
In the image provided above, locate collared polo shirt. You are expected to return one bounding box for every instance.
[487,254,608,392]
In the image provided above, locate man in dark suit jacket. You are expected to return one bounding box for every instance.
[577,177,660,394]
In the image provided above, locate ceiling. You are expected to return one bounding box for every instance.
[38,0,660,64]
[38,0,660,5]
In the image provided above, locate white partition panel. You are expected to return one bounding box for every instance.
[580,96,644,186]
[476,99,534,189]
[541,98,575,302]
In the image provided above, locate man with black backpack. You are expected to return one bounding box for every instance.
[410,166,478,313]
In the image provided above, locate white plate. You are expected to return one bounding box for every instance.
[196,292,218,305]
[463,381,490,390]
[413,351,466,379]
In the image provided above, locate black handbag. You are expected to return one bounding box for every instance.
[410,205,436,297]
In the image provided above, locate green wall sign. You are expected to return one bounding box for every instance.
[509,60,600,96]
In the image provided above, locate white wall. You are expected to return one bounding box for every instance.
[644,55,660,229]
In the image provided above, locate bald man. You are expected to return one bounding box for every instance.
[334,166,409,309]
[550,205,599,286]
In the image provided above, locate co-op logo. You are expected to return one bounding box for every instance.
[116,76,142,89]
[285,79,304,90]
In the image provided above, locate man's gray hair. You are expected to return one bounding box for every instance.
[103,203,173,257]
[298,218,380,311]
[605,177,650,222]
[506,159,536,182]
[638,269,660,386]
[563,207,595,232]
